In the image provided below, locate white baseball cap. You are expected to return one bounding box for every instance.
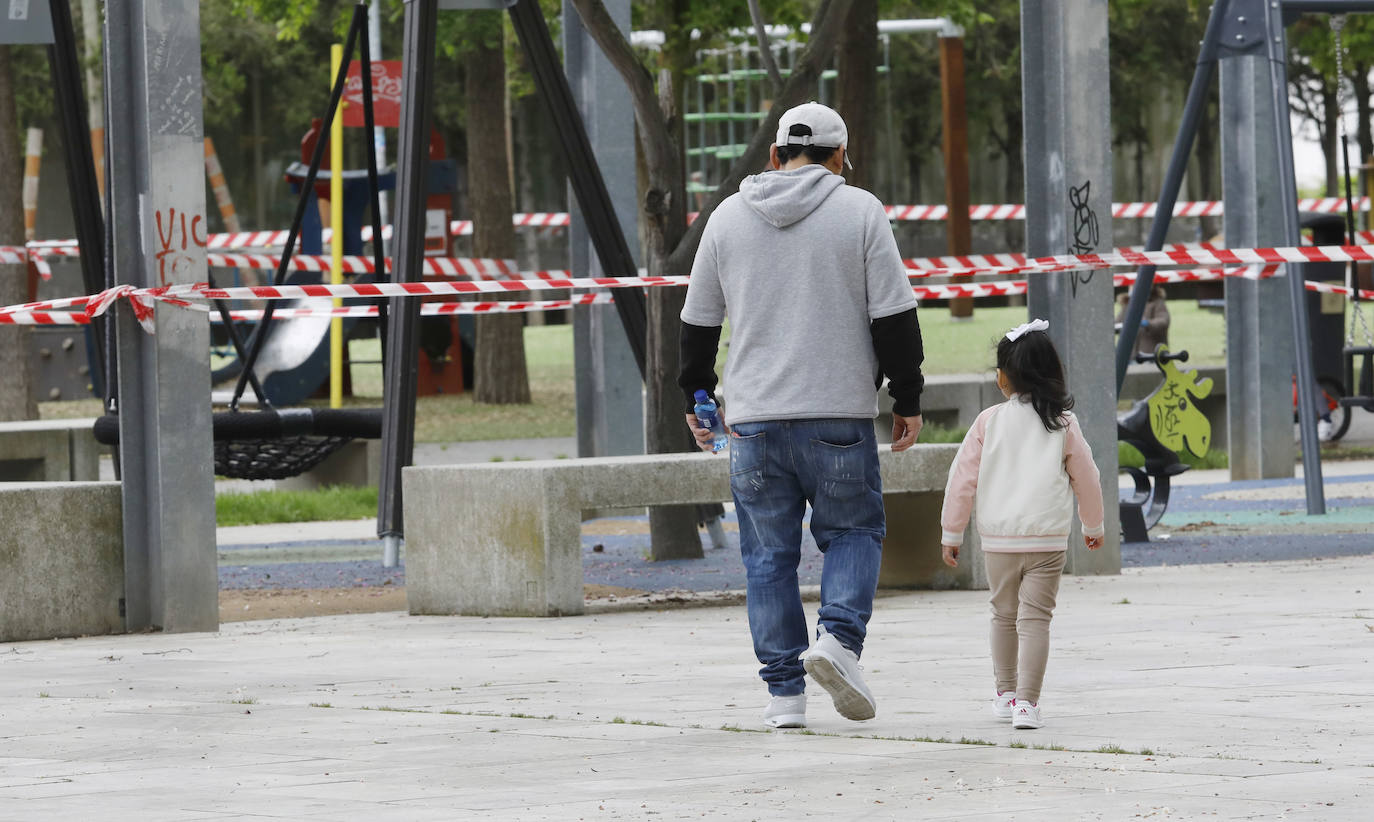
[775,101,852,168]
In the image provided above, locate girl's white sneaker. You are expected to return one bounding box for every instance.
[993,691,1016,719]
[1011,700,1043,729]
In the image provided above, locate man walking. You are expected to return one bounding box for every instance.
[678,102,926,729]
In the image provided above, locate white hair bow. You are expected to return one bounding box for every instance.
[1005,318,1049,342]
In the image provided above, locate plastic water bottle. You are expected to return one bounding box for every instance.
[693,390,728,453]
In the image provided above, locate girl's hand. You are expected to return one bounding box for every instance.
[941,544,959,567]
[1085,535,1103,551]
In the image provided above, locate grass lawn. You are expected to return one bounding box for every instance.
[917,300,1227,375]
[215,485,378,526]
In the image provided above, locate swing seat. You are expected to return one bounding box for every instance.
[1340,346,1374,409]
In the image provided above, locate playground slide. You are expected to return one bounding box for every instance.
[212,302,349,407]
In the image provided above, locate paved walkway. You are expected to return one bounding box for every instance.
[2,555,1370,819]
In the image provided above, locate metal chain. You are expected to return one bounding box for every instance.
[1332,15,1372,345]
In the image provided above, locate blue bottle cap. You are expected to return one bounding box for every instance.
[694,390,709,402]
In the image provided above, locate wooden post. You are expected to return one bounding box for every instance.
[940,35,973,319]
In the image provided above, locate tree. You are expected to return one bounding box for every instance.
[923,0,1027,250]
[568,0,853,560]
[1288,15,1374,199]
[0,45,38,421]
[468,14,531,404]
[836,0,878,193]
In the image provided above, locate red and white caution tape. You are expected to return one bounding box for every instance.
[0,311,90,325]
[202,252,524,280]
[884,197,1368,222]
[13,243,1374,328]
[24,200,1374,258]
[171,273,684,301]
[210,292,614,321]
[902,243,1374,280]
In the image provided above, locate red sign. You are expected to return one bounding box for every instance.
[343,60,403,128]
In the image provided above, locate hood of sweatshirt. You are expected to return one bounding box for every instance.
[737,164,845,228]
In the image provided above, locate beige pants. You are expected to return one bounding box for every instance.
[985,550,1066,705]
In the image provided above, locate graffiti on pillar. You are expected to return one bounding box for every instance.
[154,208,208,286]
[1068,180,1099,298]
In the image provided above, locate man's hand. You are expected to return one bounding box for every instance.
[685,413,726,454]
[1085,534,1103,551]
[891,413,923,452]
[941,544,959,567]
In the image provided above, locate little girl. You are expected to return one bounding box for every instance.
[939,319,1104,730]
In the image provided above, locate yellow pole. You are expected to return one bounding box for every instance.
[330,44,345,409]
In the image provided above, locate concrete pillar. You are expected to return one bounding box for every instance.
[1220,55,1296,480]
[1020,0,1121,575]
[105,1,218,632]
[564,0,645,459]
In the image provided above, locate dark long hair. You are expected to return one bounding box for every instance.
[997,330,1074,432]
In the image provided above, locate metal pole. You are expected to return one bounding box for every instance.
[104,0,217,632]
[377,0,439,565]
[1114,0,1231,391]
[369,0,390,236]
[1221,53,1295,481]
[47,0,108,395]
[1021,0,1121,575]
[510,0,648,374]
[1266,4,1326,513]
[329,44,345,410]
[566,0,645,460]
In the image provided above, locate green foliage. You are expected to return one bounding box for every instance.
[1118,440,1227,471]
[215,485,378,526]
[7,45,53,131]
[919,424,968,444]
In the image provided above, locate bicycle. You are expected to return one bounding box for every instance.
[1291,375,1352,443]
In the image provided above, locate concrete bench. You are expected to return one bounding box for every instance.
[403,444,982,617]
[0,418,103,482]
[0,482,124,642]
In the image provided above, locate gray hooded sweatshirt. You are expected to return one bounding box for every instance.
[681,164,917,424]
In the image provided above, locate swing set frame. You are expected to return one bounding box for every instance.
[1116,0,1374,516]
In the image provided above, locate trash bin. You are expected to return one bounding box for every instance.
[1299,212,1346,381]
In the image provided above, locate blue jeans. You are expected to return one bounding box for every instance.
[729,418,885,696]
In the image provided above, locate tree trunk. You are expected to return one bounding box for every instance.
[1003,108,1025,255]
[836,0,877,192]
[1195,93,1220,242]
[0,46,38,421]
[1353,64,1371,200]
[1135,139,1147,246]
[644,66,703,561]
[467,20,531,405]
[1322,77,1339,196]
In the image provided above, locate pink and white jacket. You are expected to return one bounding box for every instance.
[940,398,1105,552]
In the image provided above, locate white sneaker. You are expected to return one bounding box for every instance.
[1318,419,1334,442]
[762,694,807,729]
[1011,700,1044,729]
[801,626,876,721]
[993,691,1016,719]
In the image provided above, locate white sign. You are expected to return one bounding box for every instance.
[425,209,446,239]
[2,0,54,44]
